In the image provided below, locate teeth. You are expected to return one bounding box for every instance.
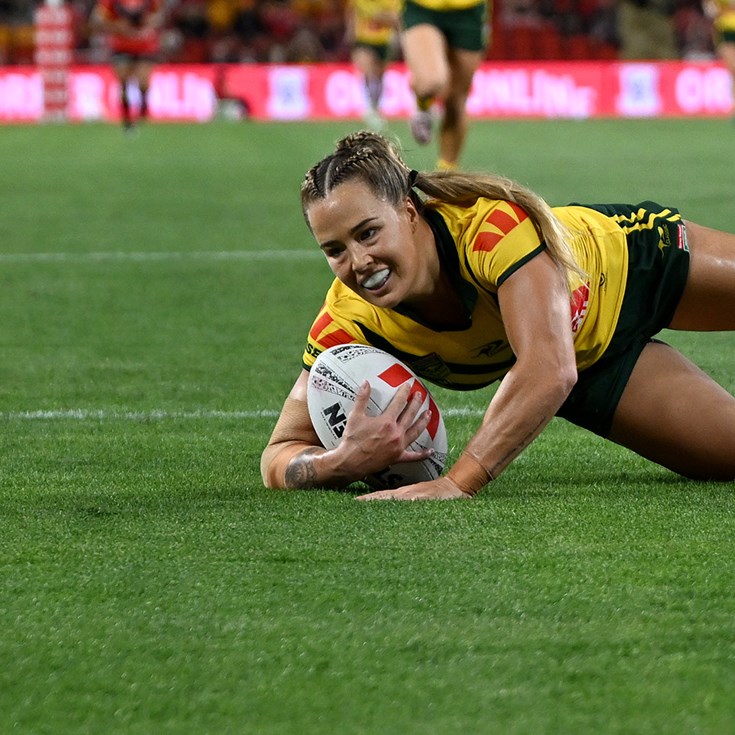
[363,269,390,290]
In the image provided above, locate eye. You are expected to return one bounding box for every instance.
[322,245,344,259]
[359,226,377,242]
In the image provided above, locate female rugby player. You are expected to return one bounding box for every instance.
[261,131,735,500]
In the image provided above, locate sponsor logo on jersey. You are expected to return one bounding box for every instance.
[570,282,590,333]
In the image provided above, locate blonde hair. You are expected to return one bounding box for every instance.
[301,131,584,287]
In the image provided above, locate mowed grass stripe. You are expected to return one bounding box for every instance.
[0,249,322,262]
[0,407,485,420]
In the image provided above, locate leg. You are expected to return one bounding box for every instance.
[669,221,735,331]
[716,41,735,103]
[438,47,482,167]
[402,24,449,145]
[135,60,155,119]
[401,24,450,103]
[351,45,385,124]
[609,341,735,480]
[114,57,134,128]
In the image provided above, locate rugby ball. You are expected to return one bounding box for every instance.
[306,344,448,489]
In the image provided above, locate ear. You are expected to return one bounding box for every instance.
[404,195,420,230]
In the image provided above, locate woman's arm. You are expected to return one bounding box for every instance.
[357,251,579,500]
[261,369,435,489]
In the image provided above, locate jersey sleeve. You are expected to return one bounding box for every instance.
[302,301,366,370]
[464,200,546,289]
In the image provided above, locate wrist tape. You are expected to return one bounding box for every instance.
[446,452,494,497]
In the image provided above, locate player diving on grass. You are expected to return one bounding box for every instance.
[261,131,735,499]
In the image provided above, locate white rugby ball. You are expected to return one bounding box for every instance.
[306,344,448,489]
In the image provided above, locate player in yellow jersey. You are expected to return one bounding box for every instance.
[402,0,489,170]
[346,0,401,129]
[703,0,735,104]
[261,132,735,498]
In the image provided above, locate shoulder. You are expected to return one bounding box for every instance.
[302,281,373,366]
[434,199,544,288]
[433,198,535,253]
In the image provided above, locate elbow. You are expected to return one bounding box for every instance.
[556,360,578,402]
[260,453,279,489]
[537,353,577,402]
[260,443,290,489]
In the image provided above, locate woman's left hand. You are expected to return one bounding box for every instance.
[355,476,473,501]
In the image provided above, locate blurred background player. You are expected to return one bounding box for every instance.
[402,0,488,170]
[346,0,402,130]
[703,0,735,107]
[91,0,167,131]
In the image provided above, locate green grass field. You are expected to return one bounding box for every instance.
[1,118,734,734]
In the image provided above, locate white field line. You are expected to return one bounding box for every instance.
[0,250,322,263]
[0,407,484,421]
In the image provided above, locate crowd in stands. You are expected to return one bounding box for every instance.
[0,0,718,66]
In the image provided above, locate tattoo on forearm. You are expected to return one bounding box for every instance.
[284,447,322,488]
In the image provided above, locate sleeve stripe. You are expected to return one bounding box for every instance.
[309,311,333,340]
[496,242,547,286]
[319,329,356,349]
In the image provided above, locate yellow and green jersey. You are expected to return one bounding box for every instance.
[713,0,735,34]
[408,0,485,12]
[350,0,401,45]
[302,198,638,391]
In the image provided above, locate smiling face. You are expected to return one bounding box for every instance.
[306,178,436,310]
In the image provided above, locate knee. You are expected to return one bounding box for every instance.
[410,73,449,101]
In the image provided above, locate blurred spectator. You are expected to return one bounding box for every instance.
[677,0,713,59]
[170,0,211,62]
[616,0,678,59]
[1,0,36,64]
[0,0,718,65]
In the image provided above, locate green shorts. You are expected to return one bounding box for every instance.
[556,201,691,437]
[402,0,488,51]
[715,29,735,45]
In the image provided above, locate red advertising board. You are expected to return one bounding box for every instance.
[0,61,732,123]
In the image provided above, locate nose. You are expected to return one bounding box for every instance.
[349,244,373,273]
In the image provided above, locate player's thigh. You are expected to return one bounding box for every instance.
[669,221,735,331]
[609,340,735,480]
[401,25,449,93]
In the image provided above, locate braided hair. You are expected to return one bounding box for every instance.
[301,131,584,287]
[301,131,413,216]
